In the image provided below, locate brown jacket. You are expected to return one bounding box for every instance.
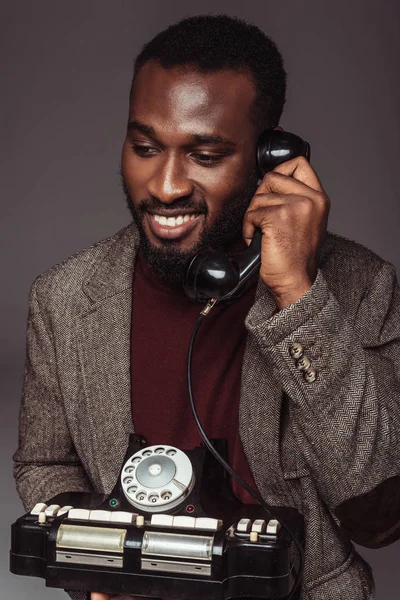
[14,223,400,599]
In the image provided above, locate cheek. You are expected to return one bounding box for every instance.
[121,142,146,200]
[121,141,134,181]
[204,165,255,217]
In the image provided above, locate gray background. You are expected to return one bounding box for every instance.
[1,0,399,598]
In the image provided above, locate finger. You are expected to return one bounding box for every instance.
[90,594,110,600]
[257,170,323,200]
[248,190,329,215]
[242,219,256,245]
[249,192,298,212]
[270,155,324,192]
[242,206,274,245]
[242,194,319,245]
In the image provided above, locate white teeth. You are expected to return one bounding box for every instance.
[153,214,197,227]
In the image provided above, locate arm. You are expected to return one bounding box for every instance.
[246,261,400,548]
[13,278,92,512]
[14,282,148,600]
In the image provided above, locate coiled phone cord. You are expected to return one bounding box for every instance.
[187,300,304,600]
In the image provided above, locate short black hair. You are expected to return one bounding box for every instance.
[133,14,287,129]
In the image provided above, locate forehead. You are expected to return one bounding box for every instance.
[129,61,257,139]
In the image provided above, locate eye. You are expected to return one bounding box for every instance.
[131,144,158,157]
[192,153,225,166]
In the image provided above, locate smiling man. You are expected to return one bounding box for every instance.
[14,14,400,600]
[121,61,260,283]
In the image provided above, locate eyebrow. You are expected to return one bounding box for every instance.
[128,120,156,137]
[127,120,236,146]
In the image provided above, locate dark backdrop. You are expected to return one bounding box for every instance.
[1,1,399,598]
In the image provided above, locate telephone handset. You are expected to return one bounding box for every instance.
[183,129,310,303]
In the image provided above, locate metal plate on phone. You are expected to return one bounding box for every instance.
[141,557,211,576]
[56,550,123,568]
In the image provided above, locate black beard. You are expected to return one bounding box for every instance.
[121,172,259,285]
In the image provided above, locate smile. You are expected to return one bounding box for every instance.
[147,212,203,241]
[153,213,197,227]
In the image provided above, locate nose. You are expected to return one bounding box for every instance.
[147,152,194,204]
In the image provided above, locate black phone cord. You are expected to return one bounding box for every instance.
[187,308,304,600]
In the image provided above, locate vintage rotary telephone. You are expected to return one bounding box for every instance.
[183,129,310,302]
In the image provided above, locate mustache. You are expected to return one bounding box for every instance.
[137,196,208,215]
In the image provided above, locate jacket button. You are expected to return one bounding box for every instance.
[290,342,304,359]
[304,366,317,383]
[296,355,311,371]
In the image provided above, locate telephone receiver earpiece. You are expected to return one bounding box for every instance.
[256,129,310,179]
[183,129,310,303]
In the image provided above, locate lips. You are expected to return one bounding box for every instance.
[146,212,204,241]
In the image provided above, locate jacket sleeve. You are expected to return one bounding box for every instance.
[13,278,92,513]
[245,262,400,548]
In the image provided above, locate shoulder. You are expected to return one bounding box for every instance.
[321,231,394,276]
[319,231,397,312]
[30,224,137,311]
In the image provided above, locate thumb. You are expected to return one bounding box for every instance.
[90,594,110,600]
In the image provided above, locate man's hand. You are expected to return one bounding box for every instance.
[243,156,330,309]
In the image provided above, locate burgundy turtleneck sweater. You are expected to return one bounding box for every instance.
[130,247,259,503]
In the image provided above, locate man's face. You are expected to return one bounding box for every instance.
[121,60,260,282]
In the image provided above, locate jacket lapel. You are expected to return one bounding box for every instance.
[76,225,140,493]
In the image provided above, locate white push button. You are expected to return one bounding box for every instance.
[237,518,252,533]
[110,511,137,524]
[30,503,47,515]
[58,506,73,516]
[45,504,61,517]
[151,514,174,527]
[89,510,111,522]
[266,519,281,535]
[194,517,221,531]
[68,508,90,520]
[173,516,196,528]
[251,519,266,534]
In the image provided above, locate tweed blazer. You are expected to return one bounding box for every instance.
[14,223,400,600]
